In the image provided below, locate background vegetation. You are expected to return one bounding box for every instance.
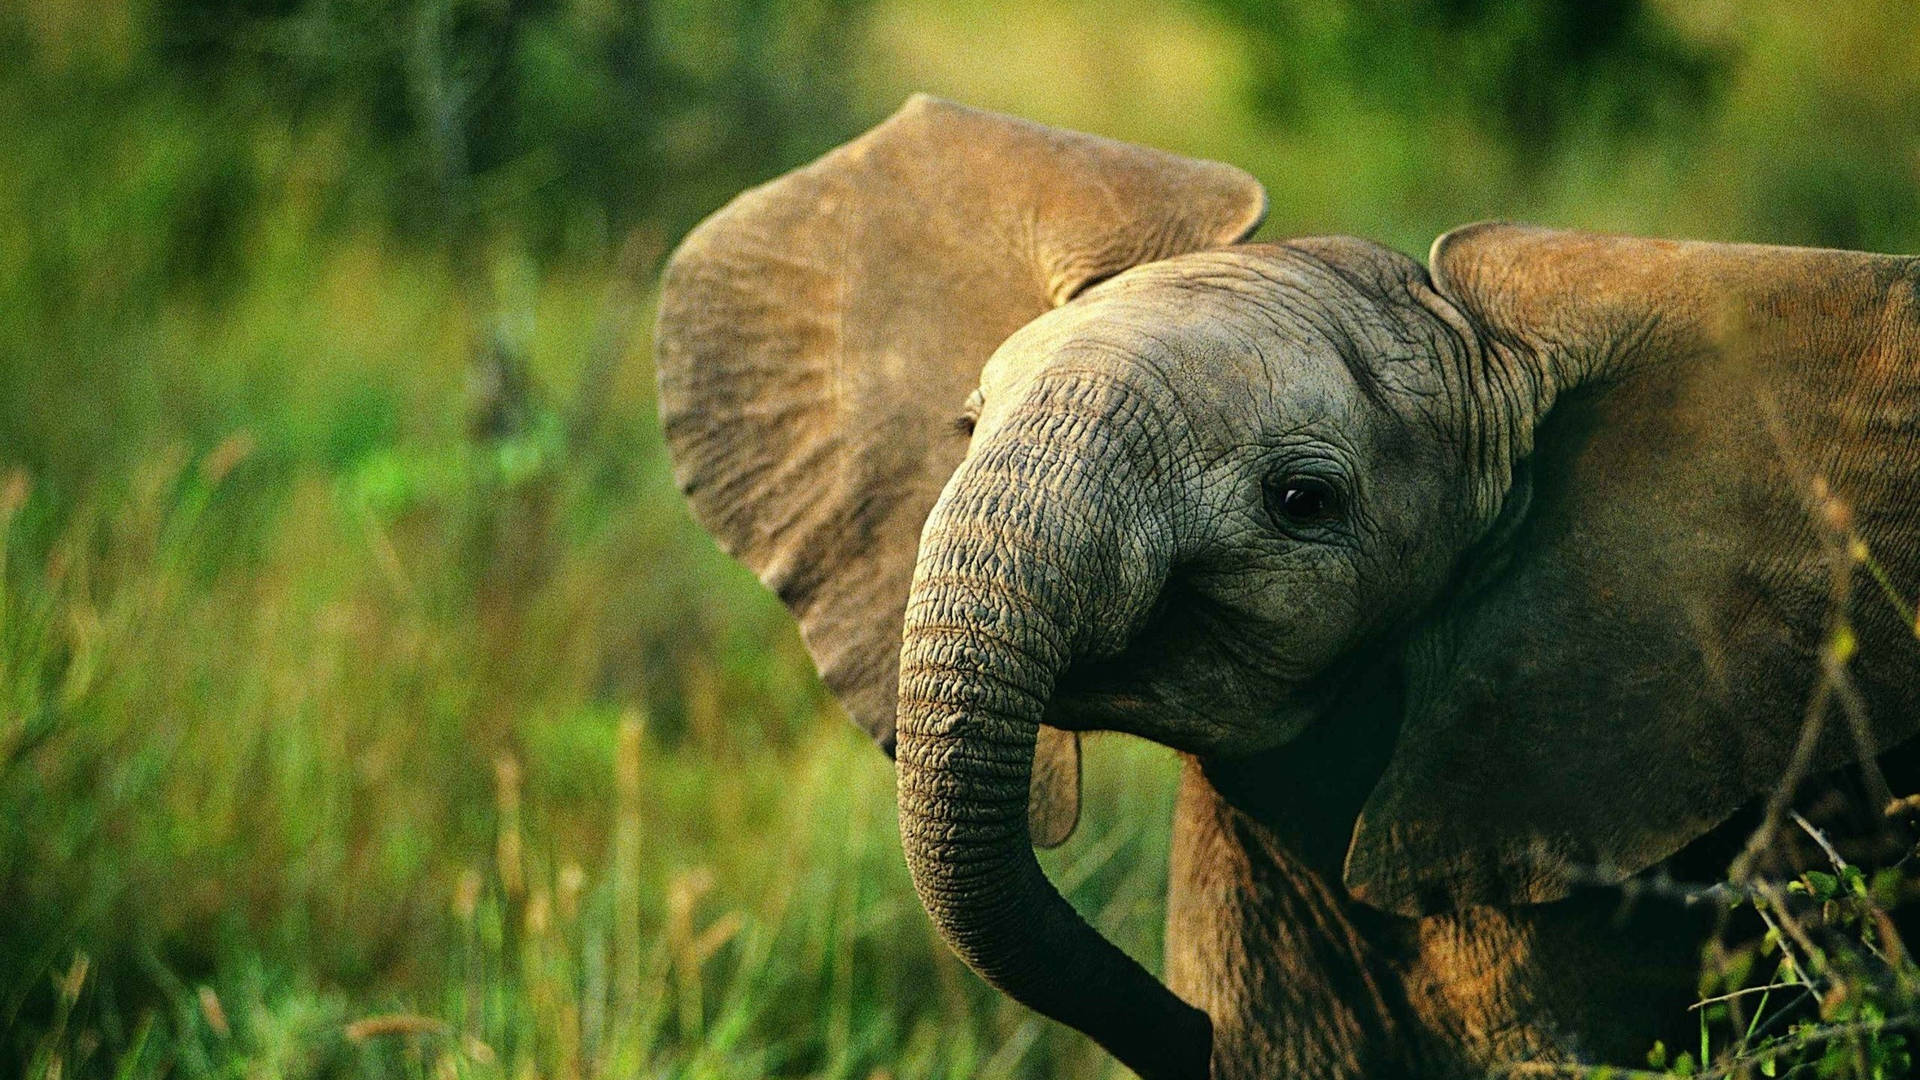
[4,1,1919,1077]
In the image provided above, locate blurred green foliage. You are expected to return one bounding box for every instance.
[2,0,1918,1077]
[146,0,866,255]
[1205,0,1722,153]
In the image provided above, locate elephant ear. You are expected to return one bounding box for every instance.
[1346,223,1920,916]
[655,95,1265,847]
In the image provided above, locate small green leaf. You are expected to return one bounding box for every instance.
[1842,864,1867,896]
[1871,867,1905,906]
[1804,870,1839,900]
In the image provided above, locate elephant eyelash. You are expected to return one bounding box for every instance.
[953,389,984,437]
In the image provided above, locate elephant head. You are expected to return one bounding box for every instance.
[656,97,1920,1079]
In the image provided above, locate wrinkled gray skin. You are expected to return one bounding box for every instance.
[897,243,1510,1078]
[914,244,1483,757]
[894,244,1466,1068]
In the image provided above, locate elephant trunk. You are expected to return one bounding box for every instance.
[894,382,1210,1080]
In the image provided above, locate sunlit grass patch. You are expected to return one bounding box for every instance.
[0,381,1177,1078]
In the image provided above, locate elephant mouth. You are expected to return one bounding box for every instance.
[1047,617,1348,758]
[1044,675,1167,731]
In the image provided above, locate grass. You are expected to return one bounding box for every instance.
[0,214,1182,1068]
[0,208,1182,1077]
[0,13,1188,1068]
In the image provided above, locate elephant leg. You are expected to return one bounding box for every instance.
[1398,891,1711,1069]
[1164,757,1423,1079]
[1398,906,1583,1067]
[1162,755,1706,1077]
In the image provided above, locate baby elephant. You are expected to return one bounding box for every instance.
[655,96,1920,1078]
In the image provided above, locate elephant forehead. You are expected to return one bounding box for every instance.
[1100,244,1419,334]
[977,321,1350,454]
[979,251,1386,423]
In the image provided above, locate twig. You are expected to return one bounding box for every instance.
[1792,809,1850,871]
[1688,982,1802,1011]
[1498,1015,1920,1079]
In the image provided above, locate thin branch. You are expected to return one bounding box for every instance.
[1792,809,1850,871]
[1688,982,1802,1011]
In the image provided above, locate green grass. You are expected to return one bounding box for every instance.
[0,214,1182,1068]
[0,217,1182,1077]
[0,12,1188,1067]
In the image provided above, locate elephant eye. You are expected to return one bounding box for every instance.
[1266,475,1343,531]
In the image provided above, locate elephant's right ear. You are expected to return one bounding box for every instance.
[655,96,1265,788]
[1346,224,1920,916]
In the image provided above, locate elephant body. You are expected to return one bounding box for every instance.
[655,96,1920,1078]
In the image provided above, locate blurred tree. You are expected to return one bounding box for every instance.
[143,0,870,262]
[1204,0,1724,165]
[0,0,873,491]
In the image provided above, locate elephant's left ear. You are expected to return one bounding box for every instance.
[1346,223,1920,916]
[656,96,1263,848]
